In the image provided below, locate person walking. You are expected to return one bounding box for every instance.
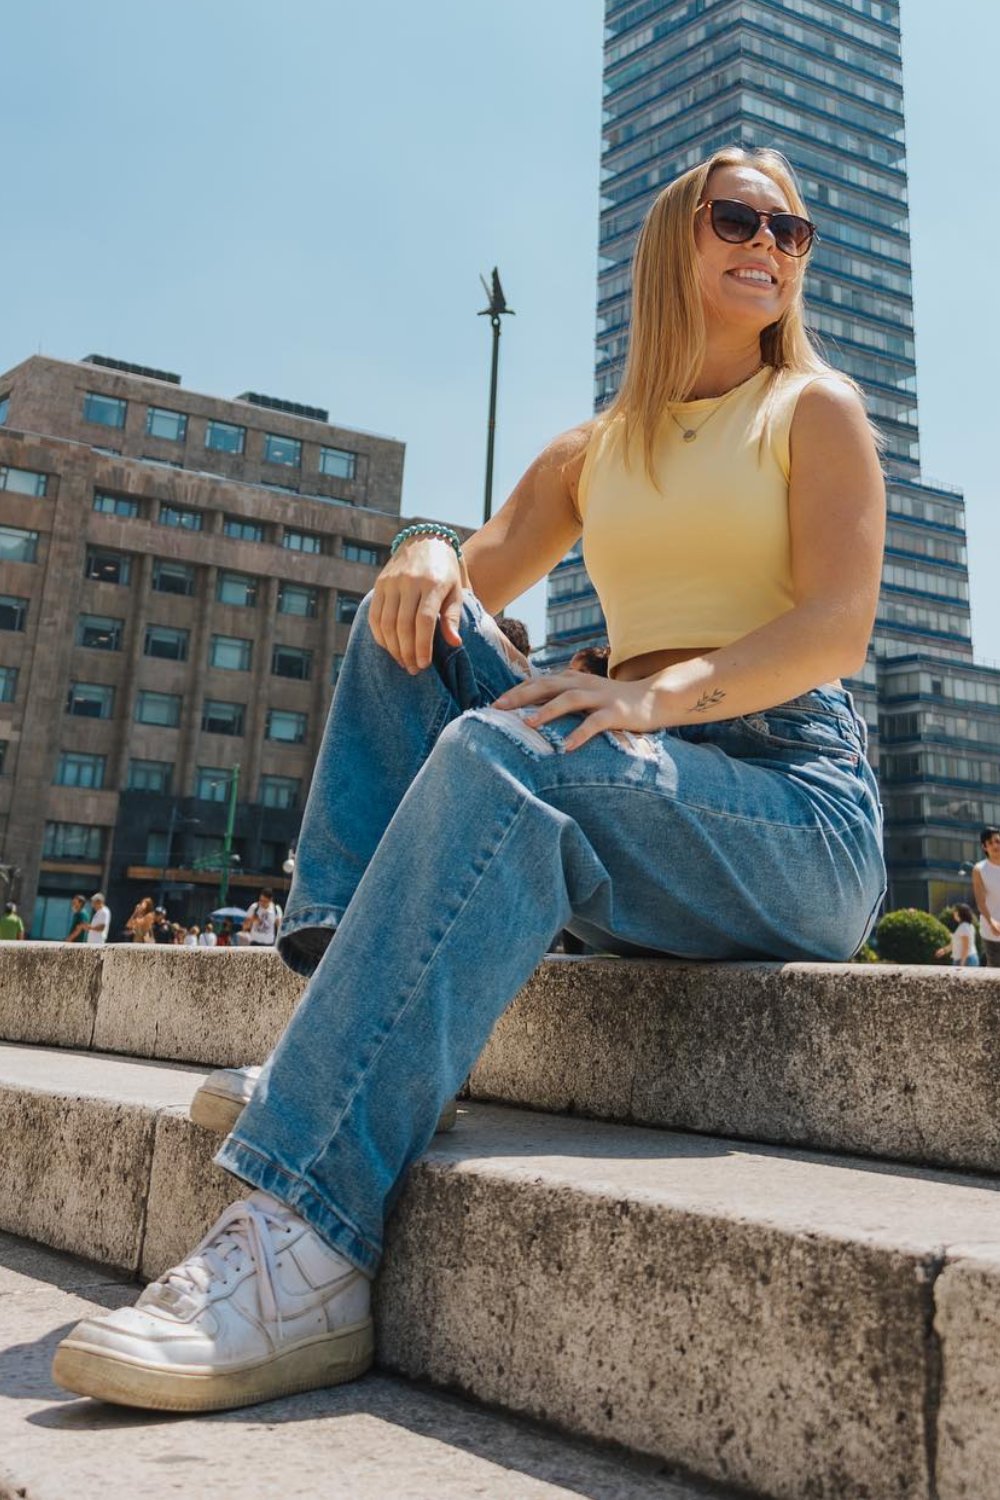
[53,146,886,1413]
[84,893,111,946]
[972,827,1000,967]
[0,902,25,941]
[198,921,218,948]
[936,903,980,967]
[237,890,282,947]
[64,895,90,944]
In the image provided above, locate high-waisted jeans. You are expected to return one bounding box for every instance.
[216,592,886,1275]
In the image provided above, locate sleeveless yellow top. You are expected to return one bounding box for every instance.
[577,367,828,676]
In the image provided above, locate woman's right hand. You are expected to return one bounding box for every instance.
[369,537,465,675]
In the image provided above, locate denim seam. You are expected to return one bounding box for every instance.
[298,793,531,1184]
[218,1136,382,1263]
[538,776,873,832]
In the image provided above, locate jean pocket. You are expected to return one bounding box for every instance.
[737,706,862,763]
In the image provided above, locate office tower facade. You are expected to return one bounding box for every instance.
[541,0,1000,911]
[0,353,449,937]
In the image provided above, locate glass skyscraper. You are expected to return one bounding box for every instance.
[541,0,1000,911]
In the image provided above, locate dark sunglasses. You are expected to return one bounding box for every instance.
[698,198,817,258]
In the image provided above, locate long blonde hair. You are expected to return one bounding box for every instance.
[601,146,856,482]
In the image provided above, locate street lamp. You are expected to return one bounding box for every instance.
[282,844,296,876]
[478,267,514,527]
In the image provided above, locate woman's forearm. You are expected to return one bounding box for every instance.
[645,601,870,728]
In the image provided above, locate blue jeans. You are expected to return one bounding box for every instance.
[217,592,886,1274]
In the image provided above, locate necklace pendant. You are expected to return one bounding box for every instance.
[682,429,696,442]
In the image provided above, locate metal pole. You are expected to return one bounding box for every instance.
[220,764,240,908]
[483,314,501,526]
[478,268,514,527]
[159,803,178,908]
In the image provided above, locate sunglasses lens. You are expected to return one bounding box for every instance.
[772,214,813,255]
[710,200,759,242]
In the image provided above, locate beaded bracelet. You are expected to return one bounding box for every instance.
[390,523,464,562]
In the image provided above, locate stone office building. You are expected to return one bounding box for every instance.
[0,353,452,938]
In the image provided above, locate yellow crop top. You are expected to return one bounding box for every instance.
[576,366,831,676]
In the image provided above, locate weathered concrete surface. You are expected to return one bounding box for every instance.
[94,944,303,1066]
[0,1234,730,1500]
[0,941,101,1048]
[934,1254,1000,1499]
[141,1110,245,1280]
[4,946,1000,1174]
[471,958,1000,1175]
[6,1043,1000,1498]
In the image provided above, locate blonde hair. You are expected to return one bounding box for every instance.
[601,146,863,482]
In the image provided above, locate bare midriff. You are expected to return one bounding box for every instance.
[611,646,715,682]
[612,646,841,692]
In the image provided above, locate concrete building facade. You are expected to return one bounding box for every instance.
[0,353,438,937]
[538,0,1000,912]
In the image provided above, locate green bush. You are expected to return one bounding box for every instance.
[875,908,951,965]
[851,942,880,963]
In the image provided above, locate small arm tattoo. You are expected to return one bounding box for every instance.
[690,688,726,713]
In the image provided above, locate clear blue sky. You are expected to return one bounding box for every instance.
[3,1,996,662]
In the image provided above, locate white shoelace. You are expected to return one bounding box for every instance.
[147,1196,291,1329]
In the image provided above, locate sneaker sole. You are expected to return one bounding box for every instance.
[191,1087,459,1137]
[52,1318,374,1413]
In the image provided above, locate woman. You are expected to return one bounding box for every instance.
[124,896,156,944]
[936,904,980,967]
[53,147,886,1411]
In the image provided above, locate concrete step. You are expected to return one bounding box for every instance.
[0,1233,731,1500]
[3,943,1000,1175]
[1,1041,999,1500]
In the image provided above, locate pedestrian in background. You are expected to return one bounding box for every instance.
[85,894,111,945]
[199,922,218,948]
[65,895,89,944]
[125,896,156,943]
[936,904,980,967]
[0,902,25,941]
[972,827,1000,967]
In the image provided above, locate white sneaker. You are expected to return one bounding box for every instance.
[52,1191,373,1411]
[191,1063,458,1136]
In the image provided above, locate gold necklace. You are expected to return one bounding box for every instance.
[668,364,765,442]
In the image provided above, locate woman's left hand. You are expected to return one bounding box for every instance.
[492,672,663,753]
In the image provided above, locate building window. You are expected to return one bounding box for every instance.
[85,548,131,585]
[0,394,9,425]
[277,583,318,618]
[320,447,357,480]
[271,645,312,680]
[201,699,244,736]
[282,529,323,555]
[55,752,106,789]
[196,766,232,802]
[128,758,173,793]
[0,596,28,632]
[146,830,170,864]
[135,690,181,727]
[216,571,258,607]
[43,821,104,861]
[152,559,195,596]
[83,392,127,429]
[0,740,6,774]
[264,433,302,468]
[66,682,114,719]
[93,490,138,517]
[336,592,363,625]
[144,624,189,661]
[77,614,124,651]
[0,527,39,565]
[146,407,188,442]
[260,774,300,810]
[210,635,252,671]
[266,709,307,744]
[223,515,265,542]
[159,502,203,531]
[192,833,231,867]
[0,666,17,703]
[342,541,382,566]
[205,420,246,454]
[331,653,345,683]
[0,465,47,497]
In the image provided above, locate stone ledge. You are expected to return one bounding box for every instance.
[2,1042,1000,1499]
[3,946,1000,1173]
